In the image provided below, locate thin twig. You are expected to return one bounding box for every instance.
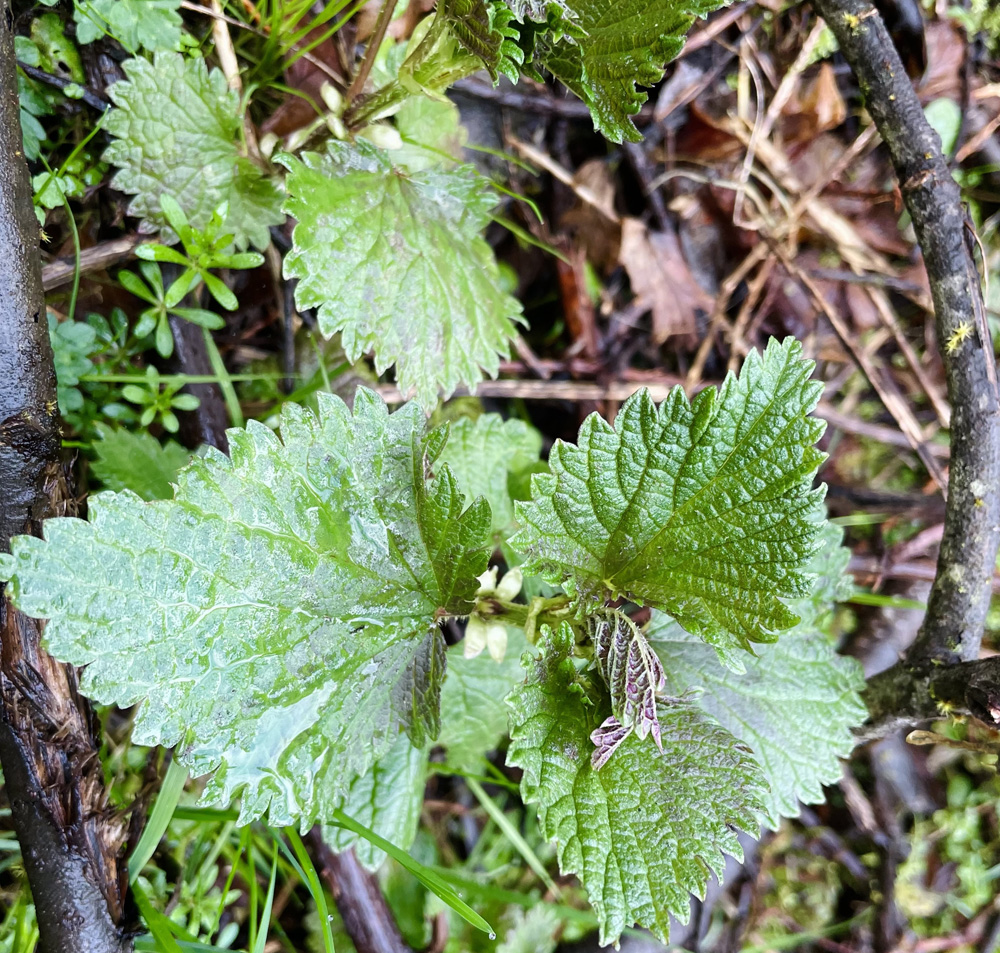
[16,61,108,111]
[813,0,1000,736]
[346,0,399,103]
[42,234,143,290]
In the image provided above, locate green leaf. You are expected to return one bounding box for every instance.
[529,0,728,142]
[91,425,192,501]
[280,141,522,408]
[48,314,95,414]
[649,522,867,826]
[324,733,429,871]
[74,0,183,52]
[394,94,468,171]
[437,414,542,545]
[104,53,283,251]
[0,389,491,826]
[444,0,524,82]
[511,338,826,667]
[497,907,561,953]
[438,627,531,769]
[506,624,766,945]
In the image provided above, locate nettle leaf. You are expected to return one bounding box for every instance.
[530,0,728,142]
[394,94,468,171]
[437,414,543,545]
[507,625,766,945]
[280,141,522,408]
[590,609,666,752]
[74,0,183,52]
[438,627,531,769]
[444,0,524,82]
[0,390,491,826]
[325,734,429,871]
[511,338,826,667]
[104,52,283,250]
[650,523,866,826]
[91,425,192,501]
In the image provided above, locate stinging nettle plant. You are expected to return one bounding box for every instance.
[13,0,941,945]
[0,337,867,944]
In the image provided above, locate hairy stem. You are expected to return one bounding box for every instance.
[811,0,1000,738]
[0,6,131,950]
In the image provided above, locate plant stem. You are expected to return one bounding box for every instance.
[811,0,1000,737]
[345,0,399,104]
[0,4,130,949]
[475,594,574,642]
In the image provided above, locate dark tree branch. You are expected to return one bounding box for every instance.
[0,4,131,950]
[856,657,1000,744]
[16,60,108,112]
[167,314,230,453]
[812,0,1000,739]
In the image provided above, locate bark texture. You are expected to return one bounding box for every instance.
[0,4,131,949]
[813,0,1000,737]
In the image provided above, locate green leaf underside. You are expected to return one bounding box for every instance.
[511,337,826,668]
[0,389,490,826]
[280,141,522,408]
[104,52,283,250]
[650,523,867,826]
[91,425,192,501]
[591,608,665,751]
[437,414,543,543]
[438,626,531,769]
[325,733,429,871]
[507,625,766,945]
[523,0,729,142]
[74,0,183,51]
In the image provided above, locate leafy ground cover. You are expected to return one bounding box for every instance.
[2,0,1000,951]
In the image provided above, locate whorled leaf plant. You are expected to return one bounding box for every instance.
[0,337,866,944]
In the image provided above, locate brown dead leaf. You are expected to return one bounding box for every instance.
[619,217,712,344]
[556,246,600,360]
[802,63,846,133]
[559,159,621,270]
[261,31,344,137]
[920,20,965,99]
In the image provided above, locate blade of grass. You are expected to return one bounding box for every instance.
[273,828,336,953]
[429,764,519,793]
[132,880,186,953]
[848,592,926,610]
[426,865,596,928]
[212,827,249,945]
[134,940,238,953]
[465,776,559,896]
[330,807,495,938]
[202,327,244,427]
[251,844,279,953]
[80,372,295,384]
[173,805,240,823]
[129,758,189,883]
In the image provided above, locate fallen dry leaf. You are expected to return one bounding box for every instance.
[619,217,712,344]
